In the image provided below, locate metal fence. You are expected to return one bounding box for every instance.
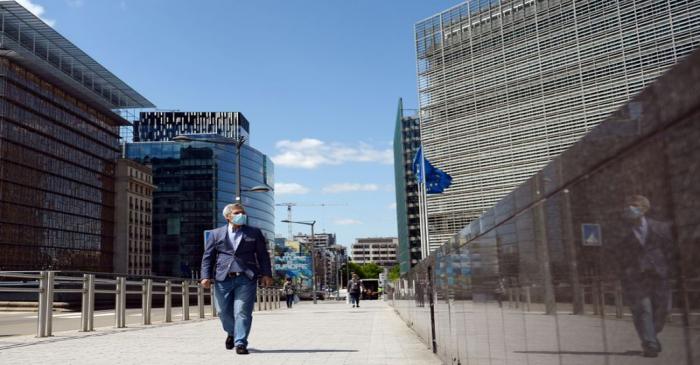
[0,271,282,337]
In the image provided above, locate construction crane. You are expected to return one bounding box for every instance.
[275,202,348,238]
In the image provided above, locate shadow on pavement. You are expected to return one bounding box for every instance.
[250,349,358,354]
[514,350,643,357]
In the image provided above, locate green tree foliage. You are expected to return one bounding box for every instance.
[347,262,383,279]
[388,264,400,281]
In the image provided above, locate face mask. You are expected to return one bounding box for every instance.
[624,206,643,219]
[232,213,247,225]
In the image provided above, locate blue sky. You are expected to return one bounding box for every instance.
[25,0,459,246]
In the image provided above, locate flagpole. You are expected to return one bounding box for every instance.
[419,145,430,259]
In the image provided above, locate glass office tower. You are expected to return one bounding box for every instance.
[0,3,153,271]
[393,99,423,274]
[416,0,700,251]
[125,135,274,278]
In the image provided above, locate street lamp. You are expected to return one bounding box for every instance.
[172,135,270,201]
[281,219,317,304]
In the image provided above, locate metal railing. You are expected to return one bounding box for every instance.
[0,271,282,337]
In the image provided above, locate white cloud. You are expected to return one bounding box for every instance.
[334,219,362,225]
[272,138,393,169]
[274,183,310,195]
[322,183,379,194]
[17,0,56,27]
[388,203,397,210]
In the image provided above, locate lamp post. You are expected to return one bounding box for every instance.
[281,219,317,304]
[172,135,270,202]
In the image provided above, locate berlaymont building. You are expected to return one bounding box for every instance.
[415,0,700,251]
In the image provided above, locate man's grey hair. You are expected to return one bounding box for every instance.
[222,203,245,219]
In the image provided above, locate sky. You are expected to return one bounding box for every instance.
[23,0,460,246]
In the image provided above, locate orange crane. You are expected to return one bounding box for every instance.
[275,202,347,238]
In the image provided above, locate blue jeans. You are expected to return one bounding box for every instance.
[214,275,257,347]
[627,273,670,352]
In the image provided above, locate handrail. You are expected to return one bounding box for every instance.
[0,270,283,337]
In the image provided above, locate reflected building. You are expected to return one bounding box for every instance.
[0,3,154,271]
[113,159,155,276]
[393,98,423,274]
[416,0,700,250]
[124,134,274,278]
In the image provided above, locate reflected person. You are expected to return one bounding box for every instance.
[613,195,674,358]
[200,203,273,355]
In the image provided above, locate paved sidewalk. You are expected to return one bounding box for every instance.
[0,300,441,365]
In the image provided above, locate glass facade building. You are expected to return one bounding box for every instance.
[0,3,153,271]
[124,135,274,278]
[393,98,423,274]
[415,0,700,251]
[133,112,250,143]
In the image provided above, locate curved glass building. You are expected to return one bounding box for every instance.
[125,135,274,278]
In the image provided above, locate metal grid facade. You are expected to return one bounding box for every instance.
[415,0,700,251]
[133,112,250,142]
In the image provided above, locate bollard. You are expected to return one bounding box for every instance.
[182,281,190,321]
[256,287,261,312]
[197,283,205,319]
[115,277,126,328]
[81,274,90,332]
[615,281,623,319]
[45,271,55,336]
[114,277,120,328]
[524,286,531,312]
[515,287,520,309]
[165,280,172,323]
[275,289,280,309]
[88,274,95,331]
[210,288,217,317]
[142,278,152,325]
[37,271,47,337]
[507,287,513,308]
[592,283,600,315]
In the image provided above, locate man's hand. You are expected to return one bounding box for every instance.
[260,276,273,287]
[200,279,211,289]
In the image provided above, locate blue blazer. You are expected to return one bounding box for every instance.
[200,225,272,282]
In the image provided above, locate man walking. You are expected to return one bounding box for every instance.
[612,195,675,358]
[349,273,362,308]
[201,203,273,354]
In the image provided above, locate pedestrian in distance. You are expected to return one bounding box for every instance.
[200,203,273,355]
[349,273,362,308]
[283,277,296,308]
[611,195,675,358]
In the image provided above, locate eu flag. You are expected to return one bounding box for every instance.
[412,146,452,194]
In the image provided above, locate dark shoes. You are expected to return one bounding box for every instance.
[643,350,659,358]
[236,345,250,355]
[225,335,234,350]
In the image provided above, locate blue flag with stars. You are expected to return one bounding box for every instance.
[412,146,452,194]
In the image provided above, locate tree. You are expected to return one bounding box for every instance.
[388,264,400,281]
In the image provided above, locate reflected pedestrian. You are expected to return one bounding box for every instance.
[612,195,674,358]
[349,273,362,308]
[200,203,273,355]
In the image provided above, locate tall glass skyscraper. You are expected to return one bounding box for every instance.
[0,3,153,271]
[125,135,274,278]
[416,0,700,250]
[393,99,423,274]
